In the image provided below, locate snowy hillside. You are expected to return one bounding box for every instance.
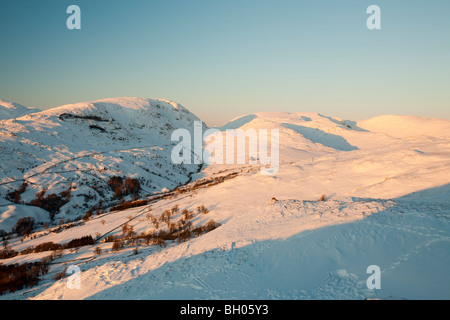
[0,97,204,232]
[358,115,450,138]
[0,109,449,300]
[0,100,40,121]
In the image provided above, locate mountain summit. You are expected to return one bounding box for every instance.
[0,99,40,120]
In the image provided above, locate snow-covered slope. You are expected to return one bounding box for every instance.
[0,97,204,231]
[1,109,449,300]
[218,112,450,199]
[0,99,40,121]
[358,115,450,138]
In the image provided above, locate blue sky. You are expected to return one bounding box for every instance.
[1,0,449,126]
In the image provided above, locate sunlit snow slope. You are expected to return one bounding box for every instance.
[0,98,204,231]
[1,109,449,300]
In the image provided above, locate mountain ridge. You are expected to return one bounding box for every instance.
[0,99,40,121]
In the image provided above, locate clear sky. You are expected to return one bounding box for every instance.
[1,0,449,126]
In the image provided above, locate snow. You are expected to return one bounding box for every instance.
[0,99,40,121]
[0,205,49,234]
[0,101,449,300]
[0,97,204,228]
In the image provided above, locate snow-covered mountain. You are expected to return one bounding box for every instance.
[1,105,449,300]
[358,114,450,138]
[0,97,204,231]
[0,99,40,120]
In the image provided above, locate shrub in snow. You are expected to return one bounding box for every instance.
[197,205,209,214]
[204,220,220,232]
[112,239,124,251]
[64,235,95,249]
[0,248,18,259]
[0,259,51,295]
[94,247,102,255]
[13,217,36,236]
[29,190,70,218]
[33,242,62,253]
[108,176,141,199]
[6,182,27,203]
[182,209,194,220]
